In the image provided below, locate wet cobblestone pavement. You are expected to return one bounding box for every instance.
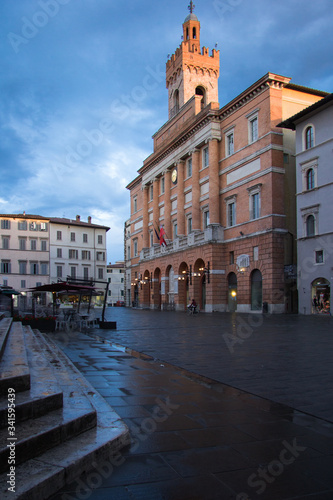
[49,310,333,499]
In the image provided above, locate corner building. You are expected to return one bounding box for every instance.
[126,10,326,313]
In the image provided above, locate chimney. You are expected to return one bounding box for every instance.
[76,215,80,222]
[88,216,92,224]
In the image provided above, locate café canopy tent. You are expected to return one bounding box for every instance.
[28,281,97,314]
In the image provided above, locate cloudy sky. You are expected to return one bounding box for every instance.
[1,0,332,262]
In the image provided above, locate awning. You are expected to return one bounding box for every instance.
[27,282,96,293]
[0,286,21,296]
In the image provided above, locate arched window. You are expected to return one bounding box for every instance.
[173,90,179,115]
[193,27,197,39]
[306,168,315,190]
[305,126,314,149]
[306,214,315,237]
[186,27,189,40]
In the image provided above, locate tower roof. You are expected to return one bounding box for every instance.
[185,1,198,22]
[184,12,198,22]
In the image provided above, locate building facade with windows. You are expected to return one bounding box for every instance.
[126,9,326,313]
[0,213,109,309]
[279,93,333,315]
[106,261,125,306]
[49,215,109,285]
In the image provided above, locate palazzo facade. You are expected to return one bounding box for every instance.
[126,9,326,313]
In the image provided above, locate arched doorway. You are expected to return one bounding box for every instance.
[311,278,330,314]
[142,270,150,308]
[228,272,237,312]
[193,258,206,310]
[178,262,189,310]
[251,269,262,311]
[153,268,162,310]
[166,265,175,308]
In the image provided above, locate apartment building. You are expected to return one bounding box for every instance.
[106,261,125,306]
[279,93,333,314]
[126,8,327,313]
[0,213,109,308]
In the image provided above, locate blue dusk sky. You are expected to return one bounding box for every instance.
[0,0,332,262]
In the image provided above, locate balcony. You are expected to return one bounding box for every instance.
[140,225,224,262]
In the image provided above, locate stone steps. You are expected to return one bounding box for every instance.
[0,319,129,499]
[0,322,30,395]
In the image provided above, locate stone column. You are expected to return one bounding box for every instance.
[192,149,201,230]
[177,161,185,236]
[209,138,220,225]
[142,185,149,248]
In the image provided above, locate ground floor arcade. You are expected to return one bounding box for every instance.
[130,232,293,314]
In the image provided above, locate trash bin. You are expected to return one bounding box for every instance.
[262,302,268,313]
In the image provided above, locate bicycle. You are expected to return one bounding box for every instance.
[187,305,200,315]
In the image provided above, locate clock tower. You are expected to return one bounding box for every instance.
[166,2,220,119]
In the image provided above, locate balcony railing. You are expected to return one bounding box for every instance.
[140,225,224,261]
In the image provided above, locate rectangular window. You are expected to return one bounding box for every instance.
[173,222,178,238]
[18,220,27,230]
[227,202,235,227]
[203,147,209,168]
[82,250,91,260]
[203,210,210,229]
[226,132,234,156]
[134,239,138,257]
[69,249,78,259]
[83,233,88,243]
[21,280,26,289]
[70,232,75,242]
[57,248,62,258]
[30,262,39,275]
[40,222,47,232]
[150,184,153,201]
[30,239,37,251]
[1,220,11,230]
[41,263,48,275]
[161,176,165,194]
[19,261,27,274]
[251,193,260,219]
[2,237,9,250]
[97,252,105,261]
[133,196,137,213]
[187,158,192,178]
[98,268,104,280]
[230,251,234,265]
[56,266,63,278]
[41,240,47,251]
[249,116,258,143]
[3,279,8,286]
[187,217,192,234]
[19,238,26,251]
[150,231,154,247]
[98,235,103,244]
[29,222,38,231]
[83,267,89,280]
[315,250,324,264]
[57,231,62,240]
[70,266,76,279]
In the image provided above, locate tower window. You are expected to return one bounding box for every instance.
[195,86,205,108]
[193,27,197,39]
[186,27,189,40]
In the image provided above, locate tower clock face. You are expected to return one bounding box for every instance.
[172,167,178,184]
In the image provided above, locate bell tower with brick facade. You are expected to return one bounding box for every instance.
[166,2,220,119]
